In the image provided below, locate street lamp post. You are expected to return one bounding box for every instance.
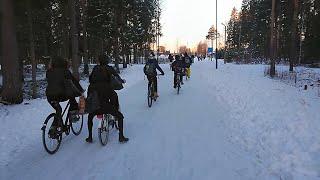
[215,0,218,69]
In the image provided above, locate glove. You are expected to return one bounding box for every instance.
[122,79,126,84]
[161,73,165,76]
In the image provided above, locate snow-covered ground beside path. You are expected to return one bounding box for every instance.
[207,60,320,179]
[1,59,320,180]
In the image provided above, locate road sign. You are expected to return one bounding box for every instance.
[208,48,213,53]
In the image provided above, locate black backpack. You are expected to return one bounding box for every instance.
[111,75,124,90]
[144,63,156,75]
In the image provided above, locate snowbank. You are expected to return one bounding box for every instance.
[205,60,320,179]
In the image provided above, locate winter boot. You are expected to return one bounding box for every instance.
[85,137,93,143]
[118,118,129,143]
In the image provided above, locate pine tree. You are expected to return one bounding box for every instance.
[1,0,23,104]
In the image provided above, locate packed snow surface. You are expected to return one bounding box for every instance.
[1,59,319,180]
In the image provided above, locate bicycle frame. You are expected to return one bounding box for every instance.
[62,102,70,118]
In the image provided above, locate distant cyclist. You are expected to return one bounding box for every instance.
[171,55,186,88]
[168,53,174,62]
[144,52,165,98]
[184,52,192,78]
[191,54,195,64]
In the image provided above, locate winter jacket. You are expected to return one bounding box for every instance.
[172,60,186,73]
[46,68,83,101]
[88,65,114,109]
[146,58,164,76]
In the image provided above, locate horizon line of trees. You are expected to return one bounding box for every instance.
[0,0,161,104]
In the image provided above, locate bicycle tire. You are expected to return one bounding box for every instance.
[177,77,181,94]
[42,113,62,154]
[99,114,110,146]
[71,114,83,136]
[147,84,153,107]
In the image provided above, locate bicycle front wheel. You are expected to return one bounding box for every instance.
[42,113,62,154]
[71,114,83,136]
[99,114,110,146]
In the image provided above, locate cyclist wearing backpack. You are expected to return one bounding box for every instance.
[144,52,165,98]
[172,55,186,88]
[86,55,129,143]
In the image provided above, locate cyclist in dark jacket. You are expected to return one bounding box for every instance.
[46,56,84,131]
[184,52,191,68]
[144,52,164,98]
[86,55,129,143]
[171,55,186,88]
[168,54,174,62]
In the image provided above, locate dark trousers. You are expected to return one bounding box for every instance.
[110,90,120,110]
[147,75,158,93]
[87,102,125,139]
[47,97,78,126]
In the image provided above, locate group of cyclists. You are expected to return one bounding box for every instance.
[45,52,194,147]
[46,55,129,145]
[144,52,194,98]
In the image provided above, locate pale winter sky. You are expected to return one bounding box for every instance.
[159,0,243,52]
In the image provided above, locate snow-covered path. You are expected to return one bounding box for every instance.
[1,60,320,180]
[1,61,260,180]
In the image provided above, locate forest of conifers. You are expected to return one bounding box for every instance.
[226,0,319,66]
[0,0,161,104]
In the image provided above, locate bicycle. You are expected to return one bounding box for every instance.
[97,114,119,146]
[174,68,185,94]
[147,74,163,107]
[41,100,84,154]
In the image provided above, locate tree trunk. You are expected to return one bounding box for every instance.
[123,47,128,68]
[62,4,69,59]
[69,0,80,79]
[289,0,298,72]
[42,31,50,69]
[133,45,137,64]
[27,0,37,99]
[114,38,120,72]
[269,0,277,77]
[82,0,89,75]
[1,0,23,104]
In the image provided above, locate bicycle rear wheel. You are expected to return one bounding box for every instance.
[147,84,153,107]
[42,113,62,154]
[177,77,181,94]
[70,114,83,136]
[98,114,110,146]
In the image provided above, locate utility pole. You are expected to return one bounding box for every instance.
[215,0,218,69]
[222,23,227,64]
[156,0,160,61]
